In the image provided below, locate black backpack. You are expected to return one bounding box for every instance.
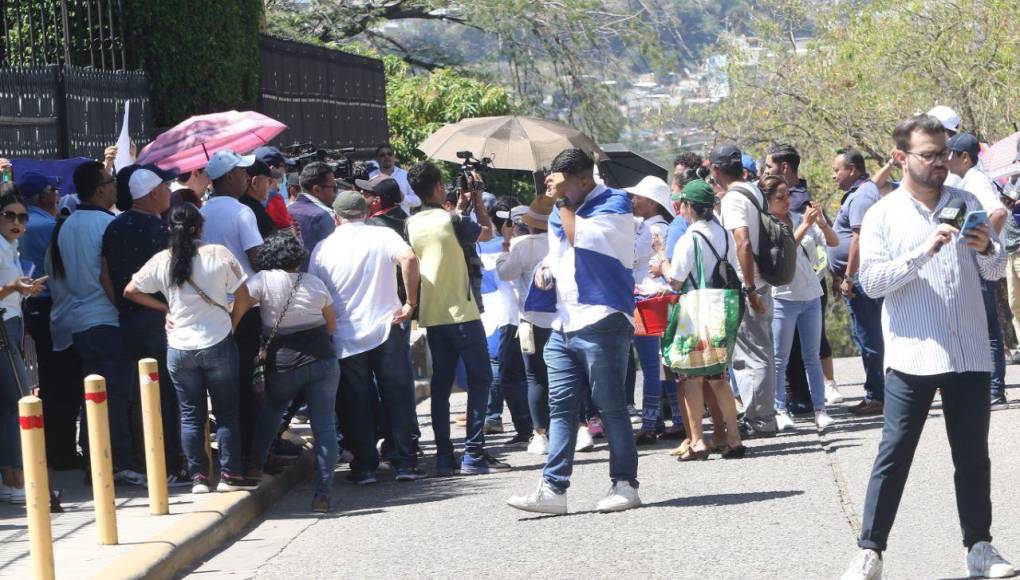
[730,183,797,287]
[689,228,742,291]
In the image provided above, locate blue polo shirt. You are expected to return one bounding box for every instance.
[23,205,56,296]
[828,176,881,274]
[57,204,120,333]
[665,214,689,261]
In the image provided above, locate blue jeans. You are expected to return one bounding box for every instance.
[427,320,493,458]
[120,309,183,472]
[73,324,137,471]
[981,280,1006,399]
[525,325,553,431]
[250,358,339,495]
[485,325,533,434]
[167,336,242,478]
[544,313,638,493]
[846,283,885,403]
[772,297,825,411]
[633,335,662,430]
[339,327,417,472]
[858,370,991,551]
[0,317,29,469]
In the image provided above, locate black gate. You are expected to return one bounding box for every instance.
[0,65,150,160]
[258,35,388,157]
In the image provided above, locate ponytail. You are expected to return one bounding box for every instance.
[168,203,203,287]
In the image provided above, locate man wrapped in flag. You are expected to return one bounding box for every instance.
[507,148,641,515]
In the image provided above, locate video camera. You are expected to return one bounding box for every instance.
[454,150,493,192]
[282,143,357,181]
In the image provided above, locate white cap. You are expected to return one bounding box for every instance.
[206,149,255,180]
[624,175,675,217]
[927,105,961,133]
[128,168,166,200]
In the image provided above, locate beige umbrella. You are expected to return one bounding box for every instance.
[417,115,605,172]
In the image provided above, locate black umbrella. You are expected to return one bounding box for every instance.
[598,143,668,188]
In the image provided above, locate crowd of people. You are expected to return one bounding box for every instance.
[0,105,1016,578]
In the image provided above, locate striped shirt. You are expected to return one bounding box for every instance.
[858,185,1006,376]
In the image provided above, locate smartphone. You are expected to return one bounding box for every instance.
[32,275,49,285]
[959,210,989,241]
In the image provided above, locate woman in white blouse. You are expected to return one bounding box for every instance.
[666,180,744,460]
[0,188,45,504]
[759,175,839,431]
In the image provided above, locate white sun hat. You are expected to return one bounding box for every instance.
[624,175,675,217]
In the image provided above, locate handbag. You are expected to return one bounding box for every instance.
[251,273,303,397]
[662,233,743,376]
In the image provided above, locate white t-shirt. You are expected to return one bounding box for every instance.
[200,196,264,276]
[720,181,766,287]
[132,244,246,350]
[634,215,669,292]
[669,218,738,286]
[309,222,410,359]
[0,236,23,320]
[772,214,825,301]
[245,270,332,333]
[495,233,555,328]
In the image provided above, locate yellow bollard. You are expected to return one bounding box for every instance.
[18,396,55,580]
[84,375,118,545]
[138,359,168,515]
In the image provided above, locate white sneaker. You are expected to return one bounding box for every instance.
[816,410,835,431]
[776,411,796,431]
[506,480,567,515]
[4,486,25,505]
[966,542,1015,578]
[527,433,549,455]
[575,426,595,452]
[841,549,883,580]
[825,380,845,404]
[595,481,641,513]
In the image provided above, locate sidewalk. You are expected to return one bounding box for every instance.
[0,428,312,580]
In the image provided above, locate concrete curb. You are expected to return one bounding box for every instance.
[89,448,313,580]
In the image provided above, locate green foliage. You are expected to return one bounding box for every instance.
[122,0,263,127]
[382,55,514,163]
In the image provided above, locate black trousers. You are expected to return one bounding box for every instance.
[858,370,992,551]
[24,297,84,466]
[234,308,262,461]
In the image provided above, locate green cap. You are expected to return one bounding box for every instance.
[679,179,716,206]
[333,189,366,217]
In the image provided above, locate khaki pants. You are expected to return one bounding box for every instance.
[1006,253,1020,341]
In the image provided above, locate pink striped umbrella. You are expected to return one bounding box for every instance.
[980,130,1020,181]
[136,110,287,173]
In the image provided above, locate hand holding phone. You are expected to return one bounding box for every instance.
[958,210,989,242]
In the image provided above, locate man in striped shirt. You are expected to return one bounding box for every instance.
[506,149,640,515]
[841,115,1013,580]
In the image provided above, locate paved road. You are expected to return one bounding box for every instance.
[188,359,1020,579]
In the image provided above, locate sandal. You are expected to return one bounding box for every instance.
[677,447,710,462]
[668,440,691,457]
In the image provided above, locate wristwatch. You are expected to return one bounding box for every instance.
[555,197,573,210]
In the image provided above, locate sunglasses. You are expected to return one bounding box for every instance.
[2,211,29,224]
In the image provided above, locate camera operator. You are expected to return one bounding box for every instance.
[841,114,1013,580]
[406,160,510,476]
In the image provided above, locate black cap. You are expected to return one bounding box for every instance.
[709,144,742,166]
[356,175,403,205]
[246,159,279,179]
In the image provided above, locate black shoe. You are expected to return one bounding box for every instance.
[634,429,658,446]
[346,470,378,485]
[739,422,777,440]
[506,432,531,446]
[659,426,686,440]
[722,445,747,459]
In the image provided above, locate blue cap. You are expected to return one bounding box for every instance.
[947,132,980,162]
[15,171,57,198]
[741,153,758,175]
[254,146,295,168]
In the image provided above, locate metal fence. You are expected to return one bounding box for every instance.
[0,64,150,159]
[258,35,388,157]
[1,0,127,70]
